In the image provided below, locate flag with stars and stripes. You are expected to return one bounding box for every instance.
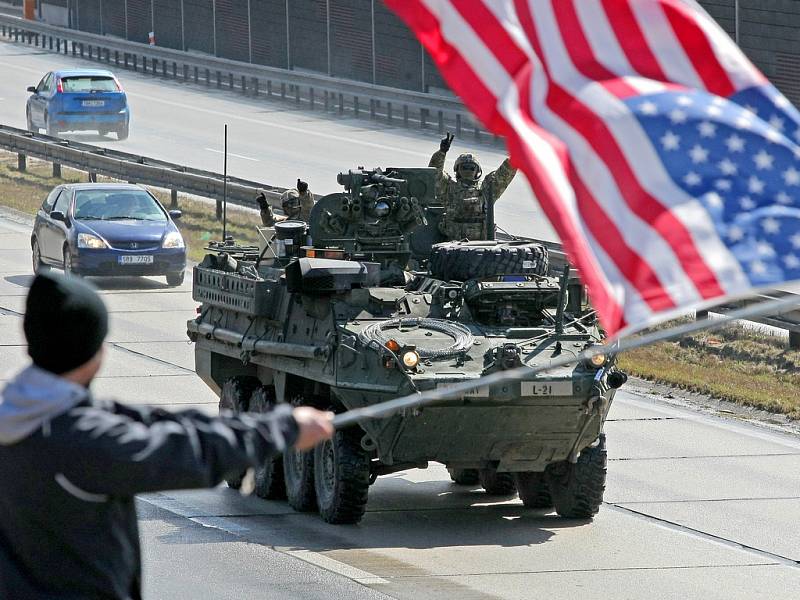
[386,0,800,335]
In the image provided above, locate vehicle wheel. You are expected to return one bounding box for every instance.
[31,238,48,274]
[248,387,286,500]
[45,113,60,137]
[447,467,479,485]
[26,109,36,133]
[429,241,549,281]
[514,472,553,509]
[283,445,317,512]
[546,433,607,519]
[165,271,185,287]
[62,247,78,277]
[218,376,260,490]
[117,121,129,141]
[478,466,517,495]
[314,427,370,524]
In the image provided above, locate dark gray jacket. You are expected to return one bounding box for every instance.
[0,366,297,599]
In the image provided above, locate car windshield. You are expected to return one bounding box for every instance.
[73,190,167,221]
[60,76,119,93]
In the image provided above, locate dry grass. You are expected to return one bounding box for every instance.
[0,153,262,262]
[619,320,800,419]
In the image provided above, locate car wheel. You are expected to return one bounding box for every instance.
[63,247,78,277]
[31,239,48,274]
[45,114,60,137]
[165,271,184,287]
[117,121,129,141]
[26,109,36,133]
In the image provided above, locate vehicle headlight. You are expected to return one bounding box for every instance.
[585,350,607,369]
[77,233,107,249]
[402,350,420,369]
[162,231,185,248]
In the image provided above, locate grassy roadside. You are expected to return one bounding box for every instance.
[619,320,800,420]
[1,152,798,420]
[0,154,262,263]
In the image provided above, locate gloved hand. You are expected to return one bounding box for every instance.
[296,179,308,194]
[440,132,455,153]
[255,190,269,210]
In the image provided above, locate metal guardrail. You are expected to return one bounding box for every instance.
[1,123,798,347]
[0,124,284,209]
[0,13,495,142]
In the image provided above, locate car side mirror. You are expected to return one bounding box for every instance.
[50,210,65,222]
[27,86,37,94]
[168,210,182,220]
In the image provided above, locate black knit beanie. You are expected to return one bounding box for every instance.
[23,273,108,374]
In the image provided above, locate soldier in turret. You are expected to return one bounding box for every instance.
[256,179,315,226]
[429,133,517,240]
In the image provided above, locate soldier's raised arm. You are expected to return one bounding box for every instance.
[256,189,281,227]
[296,179,315,221]
[430,133,455,197]
[481,157,517,204]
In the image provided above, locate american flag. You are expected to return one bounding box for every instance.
[385,0,800,335]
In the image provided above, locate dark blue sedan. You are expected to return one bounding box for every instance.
[26,69,130,139]
[31,184,187,286]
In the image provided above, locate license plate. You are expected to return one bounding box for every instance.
[437,383,490,398]
[521,381,573,396]
[82,100,105,107]
[118,255,153,265]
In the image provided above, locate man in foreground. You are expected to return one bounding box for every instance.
[0,272,334,599]
[257,178,315,226]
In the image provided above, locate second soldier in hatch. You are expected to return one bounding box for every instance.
[257,178,315,226]
[430,132,517,240]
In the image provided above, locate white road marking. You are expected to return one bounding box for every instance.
[284,550,389,586]
[204,147,259,162]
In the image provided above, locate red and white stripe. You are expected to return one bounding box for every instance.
[385,0,762,334]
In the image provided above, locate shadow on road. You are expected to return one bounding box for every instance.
[4,273,170,291]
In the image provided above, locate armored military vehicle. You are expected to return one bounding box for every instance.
[188,166,626,524]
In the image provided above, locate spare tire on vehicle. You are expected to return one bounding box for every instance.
[429,241,549,281]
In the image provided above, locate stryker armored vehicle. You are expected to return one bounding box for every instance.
[187,166,627,524]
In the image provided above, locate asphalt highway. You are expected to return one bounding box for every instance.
[0,39,551,241]
[1,38,800,599]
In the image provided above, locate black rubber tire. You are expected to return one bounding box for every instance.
[45,113,60,137]
[313,427,370,524]
[546,434,607,519]
[165,271,185,287]
[514,472,553,509]
[248,387,287,500]
[62,247,78,277]
[447,468,480,485]
[283,445,317,512]
[478,467,517,495]
[26,109,36,133]
[429,241,549,281]
[218,376,259,490]
[31,238,48,274]
[117,122,129,141]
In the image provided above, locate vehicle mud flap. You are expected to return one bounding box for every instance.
[513,472,553,509]
[447,467,479,485]
[314,427,370,524]
[249,387,287,500]
[429,241,549,281]
[546,433,607,518]
[219,376,260,490]
[478,466,517,495]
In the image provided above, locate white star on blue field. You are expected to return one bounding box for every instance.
[630,85,800,286]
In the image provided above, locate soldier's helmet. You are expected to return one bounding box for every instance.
[453,153,483,182]
[280,189,302,216]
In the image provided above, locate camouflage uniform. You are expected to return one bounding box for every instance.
[258,186,315,227]
[429,147,516,241]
